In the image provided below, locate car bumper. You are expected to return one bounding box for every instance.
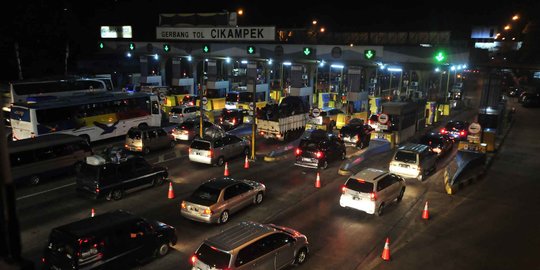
[180,209,218,223]
[76,187,100,199]
[173,133,190,141]
[339,195,376,214]
[389,166,420,179]
[189,154,213,165]
[295,158,320,169]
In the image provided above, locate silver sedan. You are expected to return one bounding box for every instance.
[180,178,266,224]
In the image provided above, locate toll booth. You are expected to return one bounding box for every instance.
[425,101,440,126]
[478,104,505,152]
[381,102,418,144]
[369,97,382,115]
[318,92,338,108]
[345,92,368,114]
[172,78,195,95]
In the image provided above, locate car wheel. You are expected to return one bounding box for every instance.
[376,203,385,216]
[216,156,225,167]
[111,189,123,201]
[156,242,169,257]
[143,147,150,155]
[29,175,40,185]
[417,171,423,181]
[254,192,264,205]
[396,187,405,202]
[320,160,328,170]
[169,141,176,148]
[74,162,83,173]
[154,175,166,186]
[219,210,229,224]
[295,248,308,265]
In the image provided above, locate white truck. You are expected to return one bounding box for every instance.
[257,95,311,141]
[257,113,309,141]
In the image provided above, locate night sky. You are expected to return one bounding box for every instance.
[0,0,538,81]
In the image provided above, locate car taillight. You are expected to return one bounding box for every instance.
[95,188,100,194]
[181,201,186,209]
[179,113,184,117]
[172,128,177,133]
[41,257,46,264]
[191,255,197,264]
[370,192,377,201]
[341,185,346,194]
[208,149,213,158]
[316,151,323,159]
[295,148,302,156]
[440,128,447,134]
[356,134,360,141]
[460,130,466,137]
[232,118,237,125]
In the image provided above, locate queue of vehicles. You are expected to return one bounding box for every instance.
[6,77,476,270]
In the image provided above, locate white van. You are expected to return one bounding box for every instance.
[389,143,437,181]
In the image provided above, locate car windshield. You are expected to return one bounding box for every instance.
[420,136,443,146]
[190,185,220,203]
[170,107,183,113]
[221,110,238,119]
[394,151,417,163]
[446,122,465,130]
[226,93,238,102]
[191,140,211,150]
[299,139,321,150]
[127,129,141,139]
[195,243,231,269]
[345,178,374,193]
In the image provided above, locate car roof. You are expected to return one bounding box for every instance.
[53,210,140,239]
[205,221,275,251]
[350,168,388,183]
[8,134,85,154]
[202,177,242,190]
[129,125,163,131]
[421,132,444,139]
[397,143,430,152]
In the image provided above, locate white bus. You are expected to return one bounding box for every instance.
[10,92,161,143]
[9,77,111,104]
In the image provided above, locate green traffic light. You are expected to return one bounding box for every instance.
[434,51,446,63]
[364,50,375,59]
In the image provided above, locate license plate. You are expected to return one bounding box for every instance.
[302,158,311,162]
[172,115,178,118]
[400,164,409,168]
[353,196,360,200]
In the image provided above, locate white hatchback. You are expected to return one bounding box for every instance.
[339,168,406,216]
[168,105,199,124]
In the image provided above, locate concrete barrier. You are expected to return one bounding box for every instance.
[338,139,392,175]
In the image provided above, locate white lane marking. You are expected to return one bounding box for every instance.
[16,182,76,201]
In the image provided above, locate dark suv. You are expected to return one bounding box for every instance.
[339,118,374,148]
[219,108,248,130]
[76,155,168,200]
[295,130,346,170]
[42,210,176,270]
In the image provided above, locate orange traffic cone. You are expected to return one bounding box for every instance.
[91,208,95,217]
[422,201,429,220]
[315,172,321,188]
[381,237,391,261]
[244,155,250,169]
[224,162,230,176]
[167,182,175,199]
